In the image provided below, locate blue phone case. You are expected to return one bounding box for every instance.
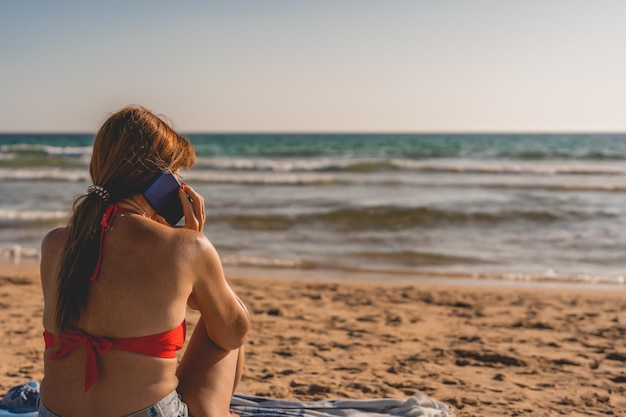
[143,172,183,225]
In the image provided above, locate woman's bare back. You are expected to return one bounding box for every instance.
[40,213,197,416]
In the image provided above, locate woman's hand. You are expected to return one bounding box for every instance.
[179,183,206,231]
[150,183,206,231]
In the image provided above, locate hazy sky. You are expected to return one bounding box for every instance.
[1,1,626,132]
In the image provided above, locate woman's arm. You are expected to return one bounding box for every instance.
[171,183,250,350]
[190,236,250,350]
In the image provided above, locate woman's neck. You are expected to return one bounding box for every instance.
[116,195,155,218]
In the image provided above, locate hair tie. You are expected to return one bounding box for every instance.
[87,185,110,202]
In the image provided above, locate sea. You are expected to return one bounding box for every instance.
[2,133,626,288]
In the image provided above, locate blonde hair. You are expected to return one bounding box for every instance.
[54,106,195,332]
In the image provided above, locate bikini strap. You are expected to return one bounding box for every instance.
[89,204,119,282]
[89,204,145,281]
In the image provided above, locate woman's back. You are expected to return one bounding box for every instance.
[40,212,197,417]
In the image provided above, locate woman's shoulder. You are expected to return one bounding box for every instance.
[170,227,221,268]
[117,216,217,263]
[40,227,67,287]
[41,227,67,254]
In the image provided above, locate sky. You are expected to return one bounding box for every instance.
[1,1,626,133]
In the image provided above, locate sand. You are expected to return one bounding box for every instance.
[0,263,624,417]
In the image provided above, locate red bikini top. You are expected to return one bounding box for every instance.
[43,321,186,392]
[43,204,185,392]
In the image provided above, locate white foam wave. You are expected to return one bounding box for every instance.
[194,157,350,172]
[326,264,626,287]
[0,144,92,157]
[221,255,304,269]
[5,165,626,192]
[0,208,68,226]
[196,156,626,176]
[0,168,89,181]
[391,159,626,175]
[393,176,626,193]
[182,170,335,185]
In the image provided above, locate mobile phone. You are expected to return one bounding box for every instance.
[143,171,184,225]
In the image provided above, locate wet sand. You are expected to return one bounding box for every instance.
[0,264,624,416]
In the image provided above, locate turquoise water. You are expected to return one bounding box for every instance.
[4,133,626,163]
[2,134,626,286]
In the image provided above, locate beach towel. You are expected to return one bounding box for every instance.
[230,393,455,417]
[0,382,455,417]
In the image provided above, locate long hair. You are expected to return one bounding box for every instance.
[54,106,195,333]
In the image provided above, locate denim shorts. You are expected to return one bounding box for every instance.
[38,390,189,417]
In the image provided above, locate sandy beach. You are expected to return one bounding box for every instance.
[0,264,624,416]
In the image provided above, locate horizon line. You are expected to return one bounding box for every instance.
[2,130,626,135]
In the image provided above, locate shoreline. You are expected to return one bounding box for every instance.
[224,265,626,291]
[1,264,625,416]
[3,252,626,291]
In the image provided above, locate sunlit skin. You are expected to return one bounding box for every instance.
[41,183,249,417]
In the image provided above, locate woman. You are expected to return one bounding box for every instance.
[39,106,249,417]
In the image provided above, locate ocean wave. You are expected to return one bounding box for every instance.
[5,150,626,179]
[0,168,89,181]
[479,182,626,192]
[332,265,626,286]
[182,170,336,185]
[7,204,580,232]
[383,175,626,192]
[508,151,618,160]
[0,208,69,227]
[195,157,626,176]
[213,249,626,286]
[0,144,92,167]
[192,157,431,174]
[192,157,442,173]
[193,157,351,172]
[5,134,626,166]
[349,250,490,266]
[221,255,316,269]
[0,167,335,186]
[2,243,623,286]
[301,207,565,229]
[7,166,626,194]
[0,143,92,156]
[216,206,599,231]
[389,159,626,175]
